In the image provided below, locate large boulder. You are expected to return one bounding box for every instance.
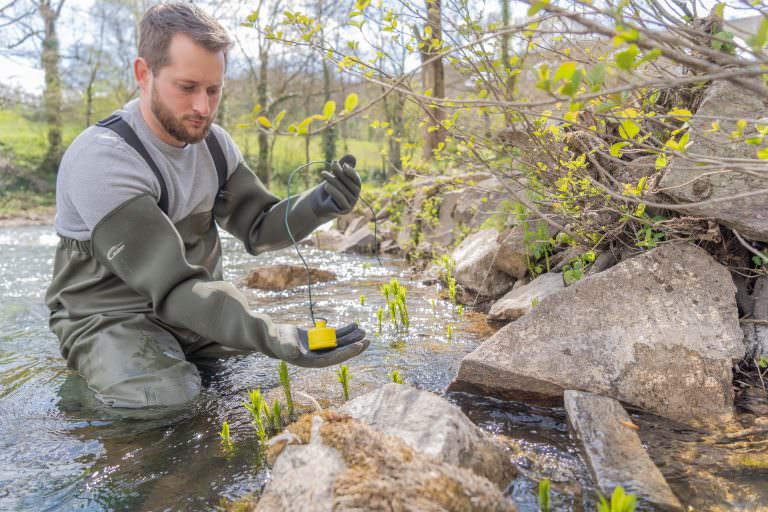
[564,391,683,511]
[488,271,565,321]
[451,229,515,300]
[257,411,516,512]
[341,384,517,488]
[243,265,336,290]
[658,80,768,241]
[449,243,745,424]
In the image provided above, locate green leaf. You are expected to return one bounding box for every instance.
[619,119,640,139]
[758,147,768,160]
[257,116,272,128]
[344,93,359,113]
[538,479,550,512]
[554,61,577,83]
[610,142,629,157]
[615,44,639,70]
[527,0,550,16]
[655,153,667,169]
[322,100,337,119]
[274,110,286,128]
[634,48,662,67]
[748,17,768,50]
[586,63,606,91]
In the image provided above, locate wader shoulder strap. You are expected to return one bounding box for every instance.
[204,130,228,198]
[96,114,170,215]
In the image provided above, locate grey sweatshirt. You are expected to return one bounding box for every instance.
[54,99,242,240]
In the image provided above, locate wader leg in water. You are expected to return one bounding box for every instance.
[56,313,203,408]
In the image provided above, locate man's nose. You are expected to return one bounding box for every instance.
[192,92,212,117]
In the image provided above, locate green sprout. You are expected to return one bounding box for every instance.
[430,298,437,312]
[457,304,464,316]
[278,360,294,418]
[377,307,384,335]
[447,324,454,341]
[360,294,367,305]
[597,486,637,512]
[272,400,283,432]
[447,276,457,304]
[538,478,550,512]
[389,370,405,384]
[531,297,540,307]
[243,389,268,444]
[380,278,410,330]
[219,421,233,451]
[336,364,351,401]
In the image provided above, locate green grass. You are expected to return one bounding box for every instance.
[0,108,81,167]
[230,126,385,192]
[0,106,390,206]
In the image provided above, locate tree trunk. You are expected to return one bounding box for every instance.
[321,54,336,163]
[256,47,271,185]
[40,0,64,176]
[383,89,406,175]
[421,0,445,161]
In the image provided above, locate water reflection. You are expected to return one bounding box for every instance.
[1,225,766,511]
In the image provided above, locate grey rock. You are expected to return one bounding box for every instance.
[339,225,378,254]
[451,229,515,299]
[305,229,345,251]
[742,322,768,359]
[488,272,565,321]
[258,412,516,512]
[564,391,684,511]
[494,226,529,279]
[257,431,346,511]
[658,80,768,241]
[449,243,744,424]
[343,215,368,237]
[341,384,517,488]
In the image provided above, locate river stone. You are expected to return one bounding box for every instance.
[258,411,516,512]
[488,272,565,322]
[452,229,515,299]
[449,243,745,424]
[339,225,378,254]
[494,226,529,279]
[658,80,768,241]
[243,264,336,290]
[340,384,517,488]
[305,229,345,251]
[564,391,684,511]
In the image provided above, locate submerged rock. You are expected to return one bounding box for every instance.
[450,243,744,424]
[451,229,515,300]
[488,271,565,322]
[658,80,768,241]
[564,390,684,511]
[243,265,336,290]
[258,411,516,512]
[341,384,517,488]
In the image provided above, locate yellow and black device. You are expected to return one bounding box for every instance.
[307,319,337,350]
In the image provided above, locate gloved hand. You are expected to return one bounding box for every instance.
[273,322,369,368]
[320,155,361,214]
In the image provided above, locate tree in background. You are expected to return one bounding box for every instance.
[1,0,66,177]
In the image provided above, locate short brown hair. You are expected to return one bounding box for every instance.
[139,2,232,73]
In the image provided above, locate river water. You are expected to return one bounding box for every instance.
[0,225,766,511]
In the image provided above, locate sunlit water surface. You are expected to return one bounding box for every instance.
[1,226,766,511]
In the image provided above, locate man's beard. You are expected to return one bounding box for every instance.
[150,85,214,144]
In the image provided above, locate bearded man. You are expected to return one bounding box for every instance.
[46,2,368,408]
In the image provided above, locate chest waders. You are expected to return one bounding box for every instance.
[45,115,344,408]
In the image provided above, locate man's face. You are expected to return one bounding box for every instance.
[143,33,225,145]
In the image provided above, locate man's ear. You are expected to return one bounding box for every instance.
[134,57,151,93]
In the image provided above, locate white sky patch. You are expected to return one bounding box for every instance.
[0,55,44,95]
